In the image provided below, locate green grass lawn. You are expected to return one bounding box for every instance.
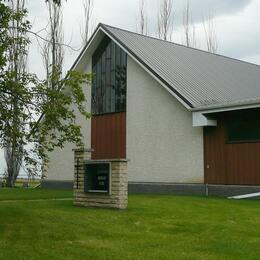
[0,188,72,201]
[0,190,260,260]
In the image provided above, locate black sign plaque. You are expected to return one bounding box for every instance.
[84,163,110,194]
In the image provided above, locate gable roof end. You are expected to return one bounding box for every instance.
[76,23,260,111]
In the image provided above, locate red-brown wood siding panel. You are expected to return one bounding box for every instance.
[204,118,260,185]
[91,112,126,160]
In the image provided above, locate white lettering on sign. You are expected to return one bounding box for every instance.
[98,176,107,181]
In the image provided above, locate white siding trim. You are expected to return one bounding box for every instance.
[192,112,217,127]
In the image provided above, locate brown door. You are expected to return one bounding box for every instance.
[204,124,227,184]
[204,121,260,185]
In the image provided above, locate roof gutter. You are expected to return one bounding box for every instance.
[191,99,260,114]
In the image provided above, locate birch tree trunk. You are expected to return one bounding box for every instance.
[5,0,27,187]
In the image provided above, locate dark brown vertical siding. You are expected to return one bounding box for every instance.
[91,112,126,160]
[204,117,260,185]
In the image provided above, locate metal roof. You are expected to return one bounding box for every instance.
[99,24,260,111]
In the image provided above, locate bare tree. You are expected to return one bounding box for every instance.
[39,0,64,178]
[42,0,64,90]
[182,0,197,48]
[203,14,218,53]
[138,0,148,35]
[4,0,27,187]
[157,0,174,41]
[81,0,94,45]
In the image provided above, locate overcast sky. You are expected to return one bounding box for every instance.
[1,0,260,177]
[27,0,260,78]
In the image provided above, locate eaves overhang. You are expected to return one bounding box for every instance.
[192,99,260,127]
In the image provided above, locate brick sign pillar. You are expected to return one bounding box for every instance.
[73,148,128,210]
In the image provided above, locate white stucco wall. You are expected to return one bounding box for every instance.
[126,57,204,183]
[46,52,204,183]
[45,60,92,181]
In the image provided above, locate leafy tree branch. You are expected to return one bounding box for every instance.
[0,0,91,186]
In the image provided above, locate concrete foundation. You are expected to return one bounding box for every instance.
[42,178,260,198]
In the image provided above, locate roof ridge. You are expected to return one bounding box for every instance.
[100,23,260,70]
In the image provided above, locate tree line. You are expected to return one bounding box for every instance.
[81,0,218,53]
[138,0,218,53]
